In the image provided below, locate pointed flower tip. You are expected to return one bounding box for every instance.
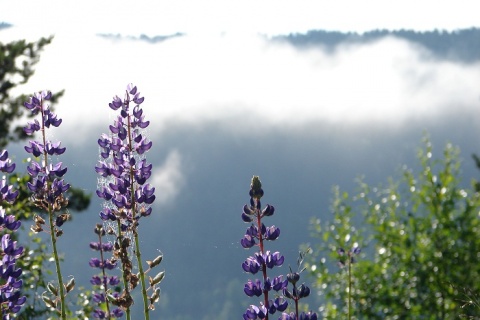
[251,176,262,190]
[249,175,264,199]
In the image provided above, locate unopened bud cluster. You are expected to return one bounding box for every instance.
[281,250,317,320]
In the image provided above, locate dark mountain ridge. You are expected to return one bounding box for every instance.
[274,28,480,63]
[2,22,478,63]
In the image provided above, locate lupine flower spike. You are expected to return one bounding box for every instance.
[0,150,26,317]
[241,176,288,320]
[23,91,72,319]
[95,84,163,320]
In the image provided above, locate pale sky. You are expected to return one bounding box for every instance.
[1,0,479,37]
[1,0,479,140]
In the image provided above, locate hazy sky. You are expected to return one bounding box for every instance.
[1,0,479,206]
[1,0,480,36]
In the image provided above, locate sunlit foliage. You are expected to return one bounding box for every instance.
[306,137,480,319]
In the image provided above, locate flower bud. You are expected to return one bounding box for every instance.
[287,272,300,285]
[65,277,75,293]
[47,282,58,296]
[262,204,275,216]
[150,288,160,304]
[146,255,163,268]
[55,229,63,237]
[242,212,253,222]
[31,224,43,233]
[249,176,264,199]
[149,271,165,286]
[42,294,56,308]
[298,284,310,299]
[243,204,254,215]
[94,224,106,236]
[55,213,70,227]
[34,214,45,225]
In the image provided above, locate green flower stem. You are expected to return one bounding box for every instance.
[97,231,111,317]
[294,297,299,319]
[255,201,269,320]
[348,256,352,320]
[134,230,149,319]
[41,104,66,319]
[127,113,149,320]
[48,205,66,319]
[117,219,131,320]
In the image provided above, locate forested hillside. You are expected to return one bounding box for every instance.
[275,28,480,62]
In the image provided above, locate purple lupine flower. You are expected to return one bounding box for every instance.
[264,225,280,241]
[94,84,163,314]
[0,150,15,174]
[24,140,43,157]
[111,308,124,318]
[23,91,73,318]
[242,256,261,274]
[23,91,70,213]
[271,275,288,291]
[241,234,256,249]
[244,279,263,297]
[23,119,41,135]
[99,207,116,220]
[266,297,287,315]
[243,304,268,320]
[0,209,21,232]
[1,178,19,204]
[0,150,25,317]
[96,82,156,220]
[279,312,296,320]
[273,297,288,312]
[92,309,107,319]
[264,251,285,269]
[241,176,288,320]
[23,90,52,114]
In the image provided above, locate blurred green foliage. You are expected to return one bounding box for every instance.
[306,137,480,319]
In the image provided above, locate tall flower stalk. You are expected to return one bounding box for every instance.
[338,245,360,320]
[95,84,163,319]
[281,250,317,320]
[241,176,288,320]
[89,223,123,319]
[0,150,26,317]
[23,91,72,319]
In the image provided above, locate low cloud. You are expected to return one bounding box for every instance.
[4,29,479,144]
[150,150,184,206]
